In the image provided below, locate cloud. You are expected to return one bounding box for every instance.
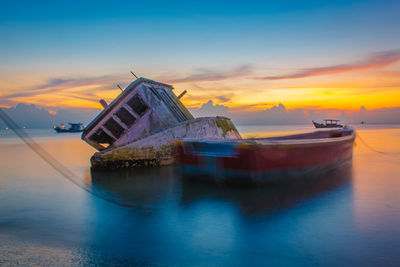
[190,100,230,117]
[0,74,126,105]
[166,65,253,83]
[216,96,230,102]
[2,101,400,129]
[190,100,400,125]
[32,75,123,90]
[0,103,100,128]
[33,78,76,90]
[58,93,100,103]
[256,50,400,80]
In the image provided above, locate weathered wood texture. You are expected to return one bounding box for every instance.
[82,78,193,150]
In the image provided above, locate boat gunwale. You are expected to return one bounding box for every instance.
[179,129,356,148]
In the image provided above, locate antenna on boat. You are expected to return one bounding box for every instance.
[130,71,139,79]
[99,99,108,109]
[117,84,123,91]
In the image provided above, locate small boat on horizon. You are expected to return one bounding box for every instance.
[175,128,355,184]
[312,119,343,128]
[54,123,84,133]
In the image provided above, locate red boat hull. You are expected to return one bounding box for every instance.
[175,128,355,183]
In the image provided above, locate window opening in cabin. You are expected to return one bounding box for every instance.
[115,107,136,127]
[89,128,114,146]
[126,94,149,116]
[104,117,124,139]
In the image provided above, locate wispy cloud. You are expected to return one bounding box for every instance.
[216,96,231,102]
[0,74,125,103]
[58,93,100,103]
[256,50,400,80]
[166,65,253,83]
[32,75,123,90]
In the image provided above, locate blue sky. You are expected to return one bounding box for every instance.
[2,0,398,70]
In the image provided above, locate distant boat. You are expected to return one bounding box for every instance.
[54,123,84,133]
[175,128,355,184]
[312,119,343,128]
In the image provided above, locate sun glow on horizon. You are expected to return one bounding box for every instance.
[1,69,400,112]
[1,48,399,113]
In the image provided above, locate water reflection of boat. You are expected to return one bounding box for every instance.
[180,161,352,215]
[312,119,343,128]
[176,128,355,184]
[90,162,352,214]
[54,123,84,133]
[90,166,178,206]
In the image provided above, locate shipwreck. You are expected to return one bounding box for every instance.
[82,77,241,170]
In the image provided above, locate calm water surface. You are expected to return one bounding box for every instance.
[0,125,400,266]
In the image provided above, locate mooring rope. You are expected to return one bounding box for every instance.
[356,132,400,155]
[0,109,154,211]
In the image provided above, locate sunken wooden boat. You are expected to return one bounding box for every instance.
[175,128,355,184]
[82,77,241,170]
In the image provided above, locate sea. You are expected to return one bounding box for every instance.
[0,124,399,266]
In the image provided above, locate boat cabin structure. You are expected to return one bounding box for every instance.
[312,119,344,128]
[82,78,194,151]
[54,123,84,133]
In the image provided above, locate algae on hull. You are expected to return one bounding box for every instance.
[102,145,171,161]
[91,145,173,170]
[215,116,239,138]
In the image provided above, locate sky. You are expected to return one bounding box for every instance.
[0,0,400,125]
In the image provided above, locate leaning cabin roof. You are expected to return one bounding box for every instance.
[82,77,174,139]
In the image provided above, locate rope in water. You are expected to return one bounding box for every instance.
[0,109,154,211]
[356,132,400,155]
